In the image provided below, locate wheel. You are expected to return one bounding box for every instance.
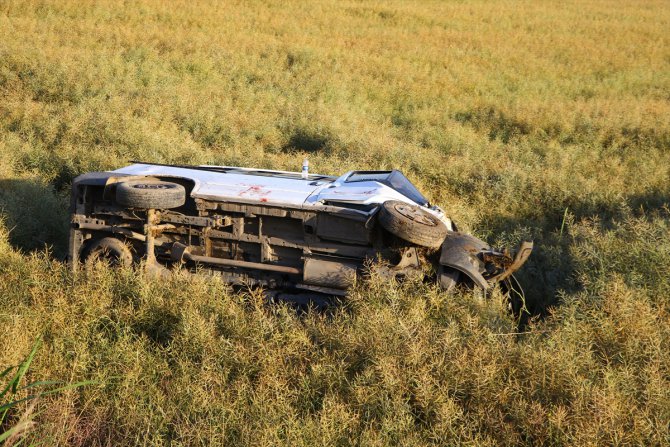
[116,180,185,209]
[83,237,133,267]
[378,200,448,248]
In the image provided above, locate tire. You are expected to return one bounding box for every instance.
[83,237,133,267]
[116,180,185,209]
[378,200,448,248]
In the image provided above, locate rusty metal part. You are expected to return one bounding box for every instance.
[152,223,176,233]
[480,251,513,278]
[488,241,534,283]
[171,242,301,275]
[439,233,490,289]
[143,209,177,264]
[145,209,157,263]
[395,247,420,269]
[74,221,147,242]
[368,247,423,283]
[160,211,230,228]
[303,256,357,289]
[439,233,533,290]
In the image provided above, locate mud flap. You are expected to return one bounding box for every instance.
[439,233,490,290]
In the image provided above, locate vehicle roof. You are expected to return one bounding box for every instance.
[112,163,426,210]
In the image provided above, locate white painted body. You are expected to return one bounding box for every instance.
[113,163,452,229]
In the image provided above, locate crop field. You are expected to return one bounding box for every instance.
[1,0,669,445]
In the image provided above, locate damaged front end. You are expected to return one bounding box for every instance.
[437,232,533,310]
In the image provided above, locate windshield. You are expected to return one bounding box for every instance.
[345,170,429,205]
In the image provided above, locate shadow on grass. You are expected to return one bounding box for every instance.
[132,306,181,348]
[280,128,335,154]
[0,178,69,258]
[483,188,670,318]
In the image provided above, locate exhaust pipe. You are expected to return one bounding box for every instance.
[171,242,301,275]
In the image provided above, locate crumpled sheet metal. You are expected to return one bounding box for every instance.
[439,233,490,289]
[439,233,533,291]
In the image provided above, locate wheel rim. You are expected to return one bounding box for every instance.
[89,248,123,266]
[85,239,132,267]
[393,203,437,226]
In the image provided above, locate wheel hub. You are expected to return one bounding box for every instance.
[393,204,436,226]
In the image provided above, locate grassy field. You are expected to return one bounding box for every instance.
[1,0,669,445]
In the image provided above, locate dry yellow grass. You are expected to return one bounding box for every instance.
[1,0,669,445]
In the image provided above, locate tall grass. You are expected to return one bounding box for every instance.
[1,337,94,445]
[0,210,668,445]
[0,0,669,445]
